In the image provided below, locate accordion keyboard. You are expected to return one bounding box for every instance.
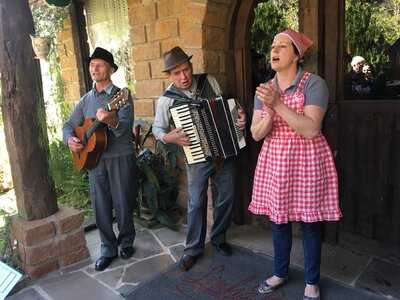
[170,104,207,164]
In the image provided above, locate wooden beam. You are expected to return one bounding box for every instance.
[0,0,58,221]
[70,0,92,94]
[299,0,323,74]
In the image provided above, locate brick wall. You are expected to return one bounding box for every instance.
[58,16,82,105]
[128,0,236,118]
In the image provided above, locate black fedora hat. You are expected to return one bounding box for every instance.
[89,47,118,71]
[163,46,192,72]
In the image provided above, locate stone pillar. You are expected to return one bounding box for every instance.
[10,207,90,279]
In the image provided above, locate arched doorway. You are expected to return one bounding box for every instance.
[230,0,300,225]
[229,1,260,225]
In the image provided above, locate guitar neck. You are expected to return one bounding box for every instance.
[82,88,126,144]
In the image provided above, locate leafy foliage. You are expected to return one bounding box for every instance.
[346,0,389,71]
[32,4,68,40]
[32,3,70,137]
[48,140,91,216]
[345,0,400,72]
[32,5,87,213]
[251,0,298,57]
[0,209,18,268]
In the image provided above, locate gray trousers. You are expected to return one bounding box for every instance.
[184,159,235,256]
[89,154,137,257]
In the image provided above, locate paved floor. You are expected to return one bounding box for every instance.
[7,222,400,300]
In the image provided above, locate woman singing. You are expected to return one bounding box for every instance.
[248,29,342,300]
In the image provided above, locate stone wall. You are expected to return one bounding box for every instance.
[57,16,82,105]
[128,0,236,119]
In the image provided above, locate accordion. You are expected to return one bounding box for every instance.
[169,96,246,165]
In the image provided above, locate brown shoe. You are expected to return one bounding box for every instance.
[179,254,197,271]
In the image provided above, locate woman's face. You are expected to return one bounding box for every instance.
[270,35,299,72]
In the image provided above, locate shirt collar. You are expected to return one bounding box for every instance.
[169,76,197,96]
[274,67,304,93]
[92,82,114,96]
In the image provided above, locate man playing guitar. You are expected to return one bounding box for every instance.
[62,47,137,271]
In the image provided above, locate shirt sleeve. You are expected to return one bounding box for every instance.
[108,102,133,138]
[152,95,174,142]
[62,98,85,145]
[304,74,329,109]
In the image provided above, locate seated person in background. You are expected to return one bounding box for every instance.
[344,56,364,96]
[345,56,374,98]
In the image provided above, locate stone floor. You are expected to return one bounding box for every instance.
[7,223,400,300]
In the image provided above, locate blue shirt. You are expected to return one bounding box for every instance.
[62,83,134,158]
[253,68,329,110]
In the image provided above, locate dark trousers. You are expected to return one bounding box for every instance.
[184,159,235,256]
[272,222,322,284]
[89,154,138,257]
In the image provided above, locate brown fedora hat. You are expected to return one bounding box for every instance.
[163,46,192,72]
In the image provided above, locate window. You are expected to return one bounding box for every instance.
[344,0,400,99]
[85,0,133,89]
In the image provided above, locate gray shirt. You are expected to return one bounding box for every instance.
[152,74,222,142]
[62,83,134,158]
[253,68,329,110]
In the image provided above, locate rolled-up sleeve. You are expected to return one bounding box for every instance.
[152,96,174,142]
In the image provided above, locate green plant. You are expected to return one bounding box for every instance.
[251,0,298,57]
[345,0,390,72]
[48,140,91,216]
[32,3,70,137]
[135,126,181,230]
[0,209,18,268]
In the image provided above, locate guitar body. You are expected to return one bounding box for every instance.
[73,118,107,171]
[70,87,130,170]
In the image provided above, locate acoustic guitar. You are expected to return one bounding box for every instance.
[72,88,129,171]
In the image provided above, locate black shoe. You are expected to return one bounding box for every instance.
[213,242,232,256]
[179,254,197,271]
[120,247,135,259]
[95,255,117,271]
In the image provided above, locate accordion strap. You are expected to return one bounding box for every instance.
[163,73,208,107]
[194,73,207,100]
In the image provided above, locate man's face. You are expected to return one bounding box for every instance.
[89,59,114,83]
[168,62,193,90]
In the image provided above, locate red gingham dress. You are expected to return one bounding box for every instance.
[248,72,342,224]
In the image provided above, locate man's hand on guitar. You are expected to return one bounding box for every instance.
[163,128,190,146]
[96,108,119,128]
[236,108,246,130]
[68,136,84,153]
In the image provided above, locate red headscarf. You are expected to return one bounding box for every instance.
[275,29,313,58]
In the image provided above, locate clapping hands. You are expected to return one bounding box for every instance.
[255,82,281,109]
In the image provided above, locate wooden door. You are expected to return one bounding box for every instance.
[337,101,400,246]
